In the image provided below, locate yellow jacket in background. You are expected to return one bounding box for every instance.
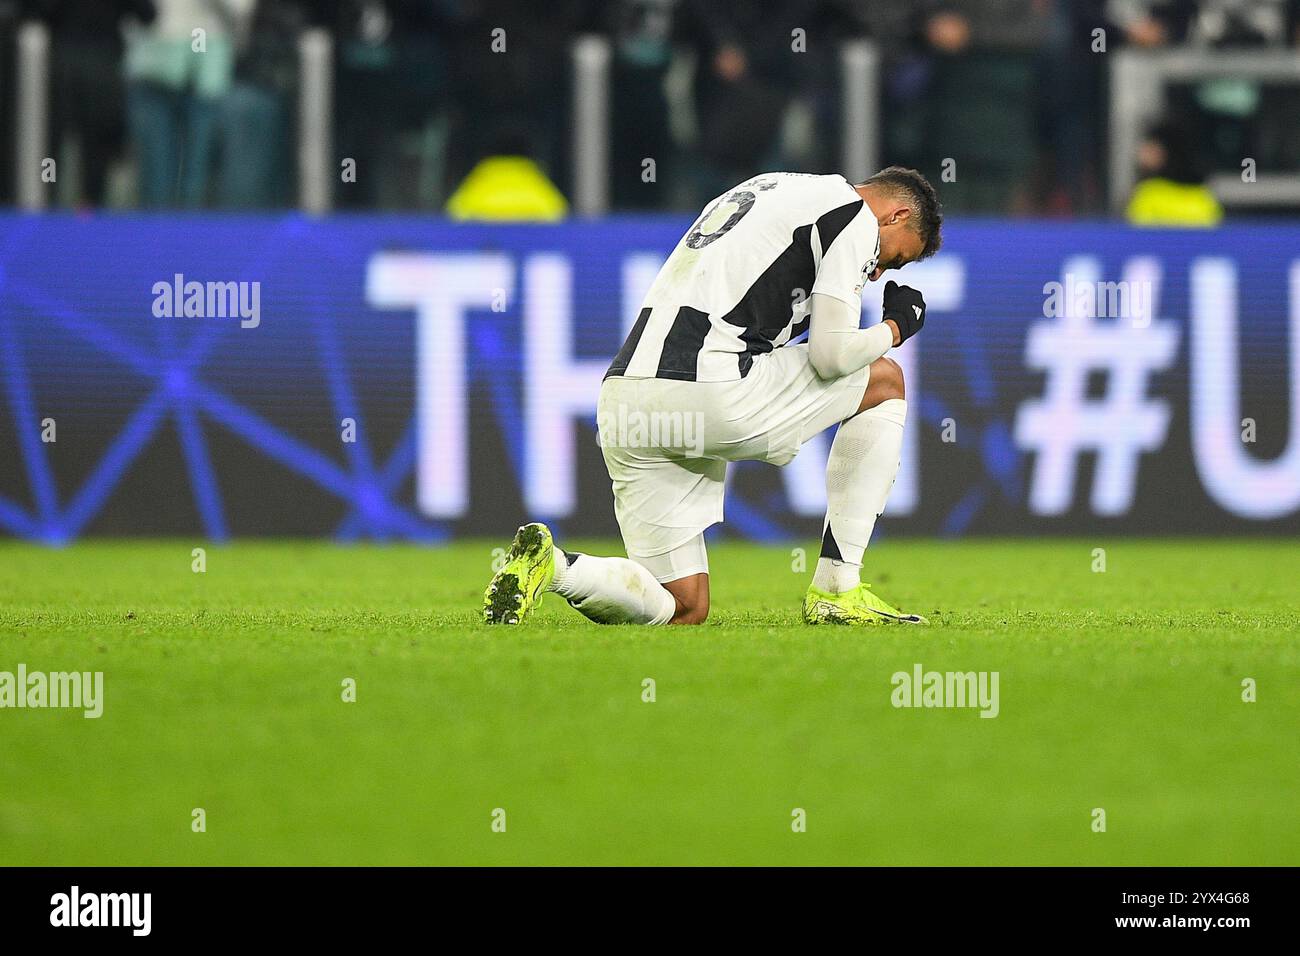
[1126,177,1223,228]
[445,157,569,222]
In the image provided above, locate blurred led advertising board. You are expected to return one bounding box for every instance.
[0,215,1296,541]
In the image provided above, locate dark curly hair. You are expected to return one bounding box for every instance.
[859,166,943,259]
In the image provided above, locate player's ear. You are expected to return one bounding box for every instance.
[888,205,912,227]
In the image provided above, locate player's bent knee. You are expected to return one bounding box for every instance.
[673,595,709,625]
[857,356,905,415]
[875,356,906,399]
[664,573,709,625]
[673,605,708,625]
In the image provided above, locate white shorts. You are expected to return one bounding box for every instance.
[632,533,709,583]
[598,343,869,576]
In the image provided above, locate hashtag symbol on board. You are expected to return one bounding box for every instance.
[1014,257,1180,516]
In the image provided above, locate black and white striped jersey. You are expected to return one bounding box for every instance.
[607,172,881,383]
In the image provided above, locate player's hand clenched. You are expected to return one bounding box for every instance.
[882,280,925,346]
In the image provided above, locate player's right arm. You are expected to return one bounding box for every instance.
[808,294,894,379]
[808,282,927,381]
[806,197,920,380]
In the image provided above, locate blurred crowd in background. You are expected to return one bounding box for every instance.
[0,0,1298,217]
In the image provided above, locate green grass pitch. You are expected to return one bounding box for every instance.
[1,537,1296,866]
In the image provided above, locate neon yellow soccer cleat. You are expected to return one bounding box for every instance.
[483,522,556,625]
[802,583,928,625]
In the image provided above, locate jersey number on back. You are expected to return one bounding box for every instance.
[684,190,756,249]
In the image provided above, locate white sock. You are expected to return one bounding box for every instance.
[812,398,906,594]
[549,546,676,625]
[813,558,861,594]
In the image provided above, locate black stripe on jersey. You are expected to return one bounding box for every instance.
[815,198,864,255]
[785,315,812,350]
[735,328,770,377]
[655,307,713,381]
[721,198,864,377]
[605,307,652,379]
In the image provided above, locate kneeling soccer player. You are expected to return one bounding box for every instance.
[485,167,942,626]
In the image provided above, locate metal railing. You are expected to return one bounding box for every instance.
[839,40,880,184]
[571,35,611,217]
[35,34,1296,215]
[1109,48,1300,212]
[14,21,49,211]
[11,25,883,216]
[297,28,333,214]
[566,37,880,215]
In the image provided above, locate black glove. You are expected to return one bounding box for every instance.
[882,280,925,344]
